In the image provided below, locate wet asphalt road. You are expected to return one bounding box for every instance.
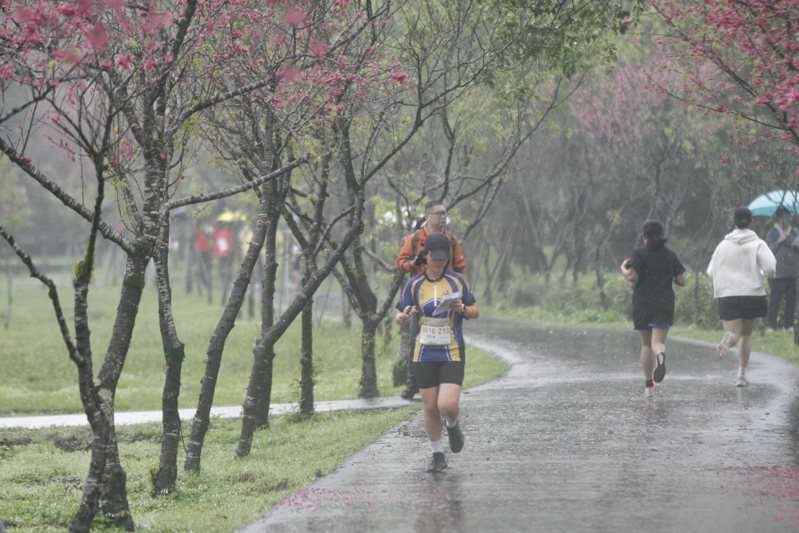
[241,317,799,533]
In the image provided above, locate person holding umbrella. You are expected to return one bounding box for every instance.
[764,205,799,332]
[747,190,799,217]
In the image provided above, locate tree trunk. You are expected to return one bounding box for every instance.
[69,423,107,533]
[346,268,406,399]
[382,314,393,354]
[99,436,133,530]
[342,295,352,328]
[393,319,411,387]
[71,253,147,532]
[298,244,316,416]
[237,339,273,458]
[152,221,186,496]
[482,240,493,305]
[254,205,279,429]
[236,217,364,457]
[488,229,514,297]
[594,242,610,311]
[299,301,314,415]
[184,207,267,472]
[335,262,387,399]
[519,189,549,274]
[359,318,379,398]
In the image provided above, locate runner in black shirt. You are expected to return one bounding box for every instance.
[620,220,686,396]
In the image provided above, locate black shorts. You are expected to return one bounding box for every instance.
[412,360,465,389]
[717,295,767,321]
[632,311,673,331]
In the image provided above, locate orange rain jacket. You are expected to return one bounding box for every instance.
[396,226,468,278]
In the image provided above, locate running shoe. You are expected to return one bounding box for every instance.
[653,352,666,383]
[735,371,748,387]
[400,386,418,400]
[427,452,447,472]
[446,422,464,453]
[716,331,736,359]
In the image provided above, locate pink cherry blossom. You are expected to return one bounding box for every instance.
[309,37,328,58]
[390,71,407,83]
[116,53,133,69]
[87,24,109,51]
[285,8,307,26]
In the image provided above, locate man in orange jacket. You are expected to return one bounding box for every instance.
[397,201,467,277]
[396,200,468,400]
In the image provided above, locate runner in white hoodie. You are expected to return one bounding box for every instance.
[706,207,776,386]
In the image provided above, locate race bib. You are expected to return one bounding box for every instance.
[418,317,452,346]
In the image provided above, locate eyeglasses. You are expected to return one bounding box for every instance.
[429,210,447,217]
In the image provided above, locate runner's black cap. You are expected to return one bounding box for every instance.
[424,232,450,260]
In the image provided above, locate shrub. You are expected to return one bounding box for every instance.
[675,274,719,329]
[497,271,719,329]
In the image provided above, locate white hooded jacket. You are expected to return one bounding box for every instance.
[706,228,776,298]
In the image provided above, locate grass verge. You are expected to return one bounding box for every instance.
[0,411,415,532]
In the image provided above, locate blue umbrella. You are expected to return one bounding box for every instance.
[747,190,799,217]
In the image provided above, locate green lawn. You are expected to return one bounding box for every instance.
[1,280,386,414]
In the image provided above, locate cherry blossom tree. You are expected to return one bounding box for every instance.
[0,0,337,529]
[507,55,708,296]
[649,0,799,177]
[571,62,699,223]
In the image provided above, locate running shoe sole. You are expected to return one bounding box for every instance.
[446,423,464,453]
[716,331,736,359]
[653,352,666,383]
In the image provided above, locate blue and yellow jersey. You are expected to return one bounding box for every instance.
[397,270,476,362]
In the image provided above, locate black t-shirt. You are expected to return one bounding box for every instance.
[629,245,686,323]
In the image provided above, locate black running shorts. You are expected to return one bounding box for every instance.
[717,295,768,320]
[412,360,465,389]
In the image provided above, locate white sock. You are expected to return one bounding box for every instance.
[444,416,458,428]
[430,438,443,453]
[737,367,746,377]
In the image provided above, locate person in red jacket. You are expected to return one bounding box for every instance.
[395,200,468,400]
[212,221,235,305]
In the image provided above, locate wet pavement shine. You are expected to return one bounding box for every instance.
[241,317,799,533]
